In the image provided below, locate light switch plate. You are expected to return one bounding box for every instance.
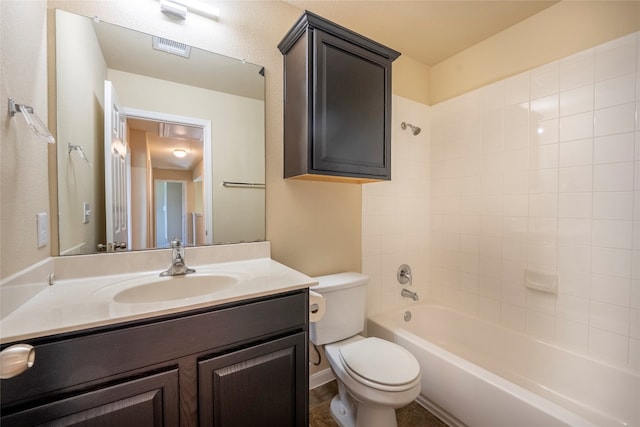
[37,212,48,248]
[83,202,91,224]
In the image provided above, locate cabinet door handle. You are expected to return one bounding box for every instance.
[1,344,35,379]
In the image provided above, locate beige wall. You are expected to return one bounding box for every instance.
[1,1,50,278]
[3,0,639,279]
[55,9,107,255]
[430,1,640,104]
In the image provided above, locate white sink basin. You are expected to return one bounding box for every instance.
[104,273,241,304]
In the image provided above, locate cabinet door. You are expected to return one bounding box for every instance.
[313,29,391,180]
[199,332,307,427]
[1,369,179,427]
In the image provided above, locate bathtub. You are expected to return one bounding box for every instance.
[368,304,639,427]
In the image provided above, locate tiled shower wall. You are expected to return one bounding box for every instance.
[429,33,640,371]
[362,95,431,316]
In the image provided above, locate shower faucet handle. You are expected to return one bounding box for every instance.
[397,264,412,286]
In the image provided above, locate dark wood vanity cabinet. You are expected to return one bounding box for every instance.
[0,290,309,427]
[278,11,400,183]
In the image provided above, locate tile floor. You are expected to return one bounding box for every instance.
[309,381,446,427]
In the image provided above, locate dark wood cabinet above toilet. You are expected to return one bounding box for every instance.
[278,11,400,183]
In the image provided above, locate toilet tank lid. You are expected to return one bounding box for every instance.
[311,272,369,292]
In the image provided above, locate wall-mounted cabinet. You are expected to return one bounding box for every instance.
[278,11,400,183]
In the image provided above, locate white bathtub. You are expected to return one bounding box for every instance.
[368,304,639,427]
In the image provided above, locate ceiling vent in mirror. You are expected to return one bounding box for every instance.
[152,36,191,58]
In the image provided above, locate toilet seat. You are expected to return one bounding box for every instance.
[338,337,420,392]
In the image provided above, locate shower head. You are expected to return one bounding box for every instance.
[401,122,421,136]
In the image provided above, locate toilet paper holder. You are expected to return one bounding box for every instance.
[309,290,326,322]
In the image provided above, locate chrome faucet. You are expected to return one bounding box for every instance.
[401,288,419,301]
[160,239,196,277]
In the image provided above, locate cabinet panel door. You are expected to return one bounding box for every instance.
[313,29,391,179]
[1,369,179,427]
[199,332,307,427]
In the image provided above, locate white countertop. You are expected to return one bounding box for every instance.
[0,257,315,344]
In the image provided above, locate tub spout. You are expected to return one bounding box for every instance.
[401,288,419,301]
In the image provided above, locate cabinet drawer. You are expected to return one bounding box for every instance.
[2,369,179,427]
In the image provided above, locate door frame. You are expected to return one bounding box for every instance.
[123,107,213,245]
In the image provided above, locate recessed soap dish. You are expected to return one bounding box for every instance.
[525,269,558,293]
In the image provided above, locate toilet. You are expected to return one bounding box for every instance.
[310,272,421,427]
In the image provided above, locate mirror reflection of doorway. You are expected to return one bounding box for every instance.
[155,180,186,248]
[126,112,209,250]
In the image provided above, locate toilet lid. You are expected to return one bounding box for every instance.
[338,337,420,387]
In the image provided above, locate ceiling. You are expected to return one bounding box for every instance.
[128,118,204,171]
[284,1,559,66]
[92,17,264,100]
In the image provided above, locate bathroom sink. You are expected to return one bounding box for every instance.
[111,273,239,304]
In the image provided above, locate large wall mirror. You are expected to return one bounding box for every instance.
[55,9,265,256]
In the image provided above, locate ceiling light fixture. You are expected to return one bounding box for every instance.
[173,148,187,158]
[159,0,220,20]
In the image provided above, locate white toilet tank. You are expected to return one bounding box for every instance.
[309,272,369,345]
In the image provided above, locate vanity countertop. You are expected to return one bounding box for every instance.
[0,257,315,344]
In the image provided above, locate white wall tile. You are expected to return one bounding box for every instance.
[594,133,635,164]
[528,217,557,242]
[503,172,529,194]
[560,85,594,116]
[557,293,590,323]
[558,138,593,167]
[531,62,560,99]
[528,240,557,267]
[559,165,593,192]
[530,193,559,217]
[478,297,501,322]
[592,220,633,249]
[559,193,592,218]
[630,338,640,372]
[504,148,530,172]
[526,309,556,341]
[529,169,558,193]
[558,244,591,272]
[591,246,632,278]
[503,194,529,217]
[589,327,629,366]
[419,33,640,371]
[531,94,559,120]
[530,143,559,170]
[502,238,528,262]
[531,118,559,146]
[595,73,636,109]
[503,216,528,239]
[594,103,636,137]
[591,273,632,307]
[558,270,591,298]
[595,33,637,81]
[560,49,595,91]
[556,318,589,353]
[502,303,526,331]
[506,72,530,105]
[590,300,630,335]
[559,111,593,142]
[558,218,592,246]
[593,191,633,220]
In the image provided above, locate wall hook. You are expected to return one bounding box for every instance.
[8,98,55,144]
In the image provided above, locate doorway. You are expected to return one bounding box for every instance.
[155,180,186,247]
